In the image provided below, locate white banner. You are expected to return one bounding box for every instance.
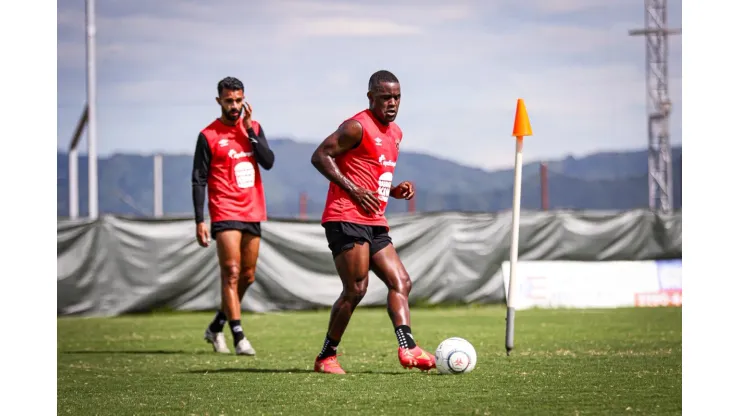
[501,260,682,310]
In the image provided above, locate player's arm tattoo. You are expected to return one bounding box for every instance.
[310,120,363,193]
[247,126,275,170]
[191,133,211,224]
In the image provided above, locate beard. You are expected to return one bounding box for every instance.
[223,107,240,121]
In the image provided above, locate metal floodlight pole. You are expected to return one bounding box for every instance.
[153,154,164,217]
[628,0,681,212]
[86,0,99,219]
[69,149,79,219]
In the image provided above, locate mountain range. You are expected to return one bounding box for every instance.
[57,139,682,219]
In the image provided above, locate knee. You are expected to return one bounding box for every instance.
[392,273,412,297]
[342,290,366,306]
[220,261,240,285]
[342,280,368,305]
[240,267,256,285]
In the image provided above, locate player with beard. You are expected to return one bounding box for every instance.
[191,76,275,355]
[309,70,436,374]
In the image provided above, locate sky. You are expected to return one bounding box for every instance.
[57,0,682,170]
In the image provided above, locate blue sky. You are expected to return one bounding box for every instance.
[57,0,682,170]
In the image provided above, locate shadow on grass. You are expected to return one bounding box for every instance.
[61,349,213,355]
[60,351,437,375]
[184,368,410,375]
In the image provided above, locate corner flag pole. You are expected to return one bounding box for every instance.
[505,98,533,356]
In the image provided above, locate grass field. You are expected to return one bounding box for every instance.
[57,305,682,415]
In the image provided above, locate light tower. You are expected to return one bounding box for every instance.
[629,0,681,212]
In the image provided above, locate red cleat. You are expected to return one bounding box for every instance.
[398,346,436,372]
[314,355,346,374]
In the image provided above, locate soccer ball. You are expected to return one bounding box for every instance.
[435,337,477,375]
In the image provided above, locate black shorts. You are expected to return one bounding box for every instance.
[323,221,392,258]
[211,221,261,238]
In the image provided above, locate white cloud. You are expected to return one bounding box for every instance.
[283,17,424,37]
[527,0,628,14]
[265,0,474,23]
[56,0,682,170]
[489,0,645,15]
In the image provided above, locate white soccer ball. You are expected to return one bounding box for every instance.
[435,337,477,375]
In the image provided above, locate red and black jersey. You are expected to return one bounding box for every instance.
[321,109,403,229]
[191,117,275,224]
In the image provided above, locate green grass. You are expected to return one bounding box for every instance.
[58,305,682,415]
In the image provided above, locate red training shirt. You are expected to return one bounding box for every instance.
[197,118,267,223]
[321,109,403,229]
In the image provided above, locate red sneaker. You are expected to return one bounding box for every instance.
[314,355,346,374]
[398,346,436,372]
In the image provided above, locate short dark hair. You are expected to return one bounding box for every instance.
[368,70,399,92]
[217,77,244,95]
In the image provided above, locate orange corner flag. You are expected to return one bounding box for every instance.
[512,98,533,137]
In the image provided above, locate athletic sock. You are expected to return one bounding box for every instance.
[229,320,245,345]
[208,310,227,333]
[318,334,340,359]
[395,325,417,349]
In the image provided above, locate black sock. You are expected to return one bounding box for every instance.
[395,325,417,349]
[208,310,227,333]
[229,320,245,345]
[317,334,340,359]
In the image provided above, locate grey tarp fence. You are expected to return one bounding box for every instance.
[57,209,682,317]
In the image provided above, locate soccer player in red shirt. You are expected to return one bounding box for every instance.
[309,70,436,374]
[191,77,275,356]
